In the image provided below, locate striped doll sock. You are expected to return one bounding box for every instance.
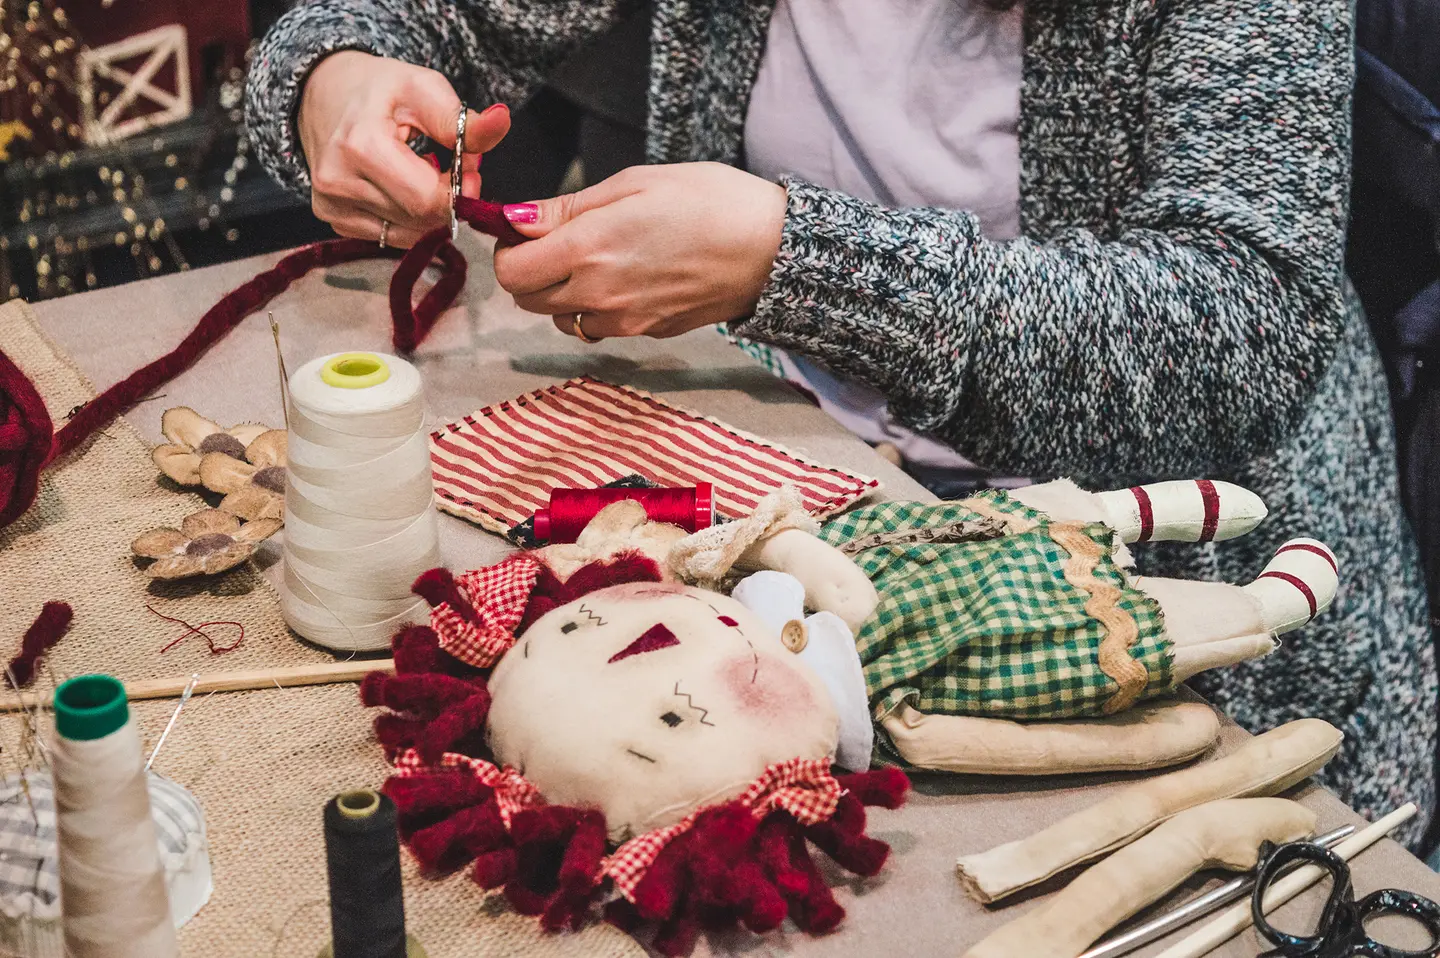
[1096,480,1268,544]
[1241,538,1340,634]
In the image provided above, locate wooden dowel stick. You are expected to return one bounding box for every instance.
[1151,802,1417,958]
[0,659,395,713]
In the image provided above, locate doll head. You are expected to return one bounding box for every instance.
[486,580,839,841]
[362,549,906,956]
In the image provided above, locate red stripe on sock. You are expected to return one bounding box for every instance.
[1276,542,1338,574]
[1259,571,1317,619]
[1129,486,1154,542]
[1197,479,1220,542]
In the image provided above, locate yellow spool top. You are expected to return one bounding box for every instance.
[320,352,390,389]
[335,788,382,820]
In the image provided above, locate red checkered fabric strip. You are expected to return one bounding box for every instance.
[429,554,543,668]
[602,757,841,900]
[429,377,880,535]
[392,748,542,826]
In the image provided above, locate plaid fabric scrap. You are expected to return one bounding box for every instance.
[428,377,878,536]
[817,492,1174,724]
[603,757,840,900]
[392,748,543,826]
[0,771,204,918]
[429,554,542,668]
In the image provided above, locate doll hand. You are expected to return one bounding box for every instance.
[298,51,511,248]
[491,163,787,338]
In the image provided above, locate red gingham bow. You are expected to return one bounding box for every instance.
[428,553,542,668]
[392,747,543,826]
[602,757,842,899]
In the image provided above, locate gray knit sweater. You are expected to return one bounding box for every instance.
[247,0,1438,846]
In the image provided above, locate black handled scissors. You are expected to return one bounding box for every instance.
[1252,839,1440,957]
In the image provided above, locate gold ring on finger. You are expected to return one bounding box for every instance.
[572,312,602,344]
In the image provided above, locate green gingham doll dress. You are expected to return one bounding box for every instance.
[816,491,1175,741]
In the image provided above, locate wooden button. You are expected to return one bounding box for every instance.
[781,619,808,654]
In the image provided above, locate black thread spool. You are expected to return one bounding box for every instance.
[320,789,426,958]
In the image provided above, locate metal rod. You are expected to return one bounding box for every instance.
[1077,823,1356,958]
[144,673,199,772]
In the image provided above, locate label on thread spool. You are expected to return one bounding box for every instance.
[533,484,714,543]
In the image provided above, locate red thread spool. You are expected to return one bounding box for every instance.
[534,484,714,544]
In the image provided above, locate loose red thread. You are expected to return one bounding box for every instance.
[146,605,245,655]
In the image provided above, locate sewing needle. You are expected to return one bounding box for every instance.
[269,312,290,431]
[145,673,199,772]
[1076,823,1356,958]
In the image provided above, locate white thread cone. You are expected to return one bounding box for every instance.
[281,352,440,651]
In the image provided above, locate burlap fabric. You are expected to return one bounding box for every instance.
[0,300,642,957]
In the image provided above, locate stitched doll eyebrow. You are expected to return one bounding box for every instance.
[608,623,680,663]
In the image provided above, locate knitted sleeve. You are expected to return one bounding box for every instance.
[244,0,636,196]
[731,0,1354,479]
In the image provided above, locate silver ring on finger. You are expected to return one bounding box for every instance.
[572,312,602,344]
[378,219,390,249]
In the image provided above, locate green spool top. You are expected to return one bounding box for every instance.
[54,674,128,741]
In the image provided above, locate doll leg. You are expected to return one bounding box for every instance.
[1136,538,1339,681]
[1010,478,1267,543]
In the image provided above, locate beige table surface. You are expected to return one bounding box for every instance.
[28,238,1440,957]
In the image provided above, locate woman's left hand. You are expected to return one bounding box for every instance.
[492,163,786,339]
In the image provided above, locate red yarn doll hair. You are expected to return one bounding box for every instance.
[363,554,909,955]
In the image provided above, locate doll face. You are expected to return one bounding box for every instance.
[486,582,840,841]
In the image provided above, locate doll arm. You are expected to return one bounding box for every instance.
[668,487,880,632]
[734,528,879,633]
[879,701,1221,776]
[955,718,1341,904]
[961,798,1317,958]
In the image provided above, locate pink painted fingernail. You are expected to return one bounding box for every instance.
[481,103,509,117]
[503,203,538,224]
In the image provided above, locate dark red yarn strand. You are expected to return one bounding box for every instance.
[0,195,524,534]
[49,238,399,464]
[6,601,72,688]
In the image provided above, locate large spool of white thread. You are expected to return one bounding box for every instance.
[282,351,440,651]
[52,674,177,958]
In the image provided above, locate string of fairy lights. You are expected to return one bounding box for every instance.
[1,0,251,300]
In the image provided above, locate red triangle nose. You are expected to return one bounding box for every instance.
[608,623,680,663]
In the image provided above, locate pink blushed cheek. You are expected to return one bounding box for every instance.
[719,654,814,720]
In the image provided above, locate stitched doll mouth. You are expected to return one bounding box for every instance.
[608,623,680,663]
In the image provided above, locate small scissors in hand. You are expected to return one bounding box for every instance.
[1252,839,1440,958]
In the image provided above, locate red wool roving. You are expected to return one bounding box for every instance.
[0,197,527,532]
[533,484,715,544]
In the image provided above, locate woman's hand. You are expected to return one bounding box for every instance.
[492,163,787,339]
[298,51,512,248]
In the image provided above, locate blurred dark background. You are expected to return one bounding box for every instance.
[0,0,648,302]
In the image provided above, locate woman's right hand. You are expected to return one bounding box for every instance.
[298,50,512,248]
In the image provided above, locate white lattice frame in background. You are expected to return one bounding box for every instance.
[76,24,192,146]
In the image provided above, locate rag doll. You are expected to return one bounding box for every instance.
[361,476,1337,954]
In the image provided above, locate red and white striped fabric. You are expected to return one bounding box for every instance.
[429,378,879,535]
[428,554,544,668]
[602,757,841,900]
[392,748,543,826]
